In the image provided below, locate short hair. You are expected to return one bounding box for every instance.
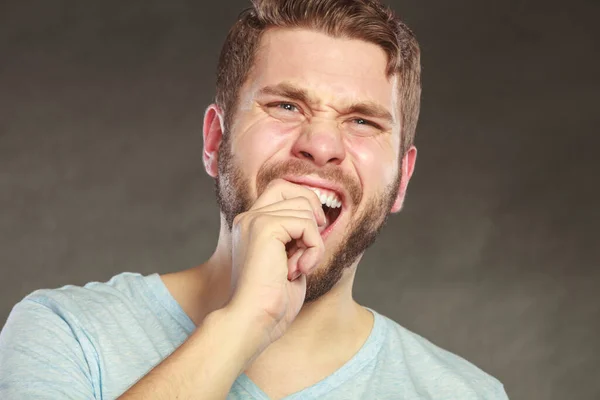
[215,0,421,155]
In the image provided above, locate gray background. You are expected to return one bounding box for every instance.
[1,0,598,399]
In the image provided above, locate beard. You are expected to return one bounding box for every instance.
[215,133,401,303]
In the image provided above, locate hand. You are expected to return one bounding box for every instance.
[225,178,327,352]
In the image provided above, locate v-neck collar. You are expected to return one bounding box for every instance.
[233,307,386,400]
[144,272,387,399]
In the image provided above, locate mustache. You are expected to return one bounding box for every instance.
[256,159,362,206]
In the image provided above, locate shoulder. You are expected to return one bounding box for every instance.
[14,271,151,326]
[0,272,150,398]
[373,310,509,399]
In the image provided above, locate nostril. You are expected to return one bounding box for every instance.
[300,151,314,160]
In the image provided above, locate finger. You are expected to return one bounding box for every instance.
[255,197,326,227]
[287,272,307,302]
[297,245,324,275]
[255,209,321,240]
[286,240,306,261]
[252,179,326,226]
[255,208,315,223]
[287,247,305,280]
[287,239,324,278]
[266,215,325,256]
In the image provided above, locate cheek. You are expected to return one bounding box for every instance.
[346,136,397,184]
[231,118,296,181]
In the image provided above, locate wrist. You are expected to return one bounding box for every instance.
[205,306,271,373]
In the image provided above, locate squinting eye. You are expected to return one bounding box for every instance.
[278,103,298,112]
[353,118,380,129]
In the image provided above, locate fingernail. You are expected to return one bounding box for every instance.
[291,271,302,281]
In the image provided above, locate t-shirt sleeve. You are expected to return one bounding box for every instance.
[0,298,96,399]
[495,383,510,399]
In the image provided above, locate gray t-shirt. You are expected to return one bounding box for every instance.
[0,272,508,399]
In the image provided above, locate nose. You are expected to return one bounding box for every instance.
[291,121,346,167]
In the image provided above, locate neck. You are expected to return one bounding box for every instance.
[185,219,371,359]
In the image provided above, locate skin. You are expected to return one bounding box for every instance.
[162,27,417,389]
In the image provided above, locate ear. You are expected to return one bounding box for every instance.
[390,145,417,213]
[203,104,225,178]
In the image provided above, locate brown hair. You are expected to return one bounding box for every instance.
[215,0,421,155]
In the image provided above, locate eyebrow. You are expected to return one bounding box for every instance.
[257,82,394,125]
[257,83,315,105]
[346,102,394,125]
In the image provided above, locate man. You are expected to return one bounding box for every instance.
[0,0,508,399]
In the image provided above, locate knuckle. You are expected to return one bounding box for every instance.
[232,215,247,234]
[234,212,261,228]
[266,178,287,190]
[305,210,316,220]
[300,196,313,208]
[252,214,280,235]
[305,216,319,231]
[248,214,266,231]
[232,213,245,227]
[298,196,318,214]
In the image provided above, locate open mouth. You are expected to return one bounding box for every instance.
[322,202,342,229]
[281,177,348,237]
[284,186,344,258]
[308,187,343,234]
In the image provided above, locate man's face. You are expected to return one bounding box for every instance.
[215,28,410,302]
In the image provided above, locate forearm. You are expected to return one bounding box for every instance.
[118,308,265,400]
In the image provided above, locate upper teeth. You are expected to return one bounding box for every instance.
[308,188,342,208]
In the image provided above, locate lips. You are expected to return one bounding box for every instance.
[282,175,348,209]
